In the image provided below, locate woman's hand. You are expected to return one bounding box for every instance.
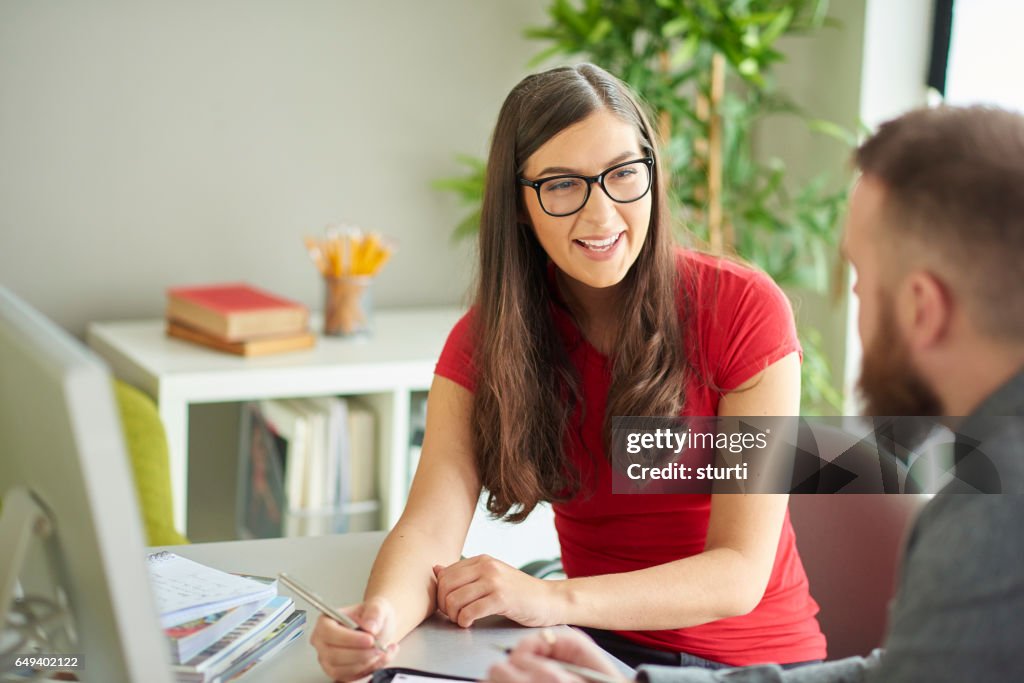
[309,597,399,681]
[486,629,630,683]
[433,555,562,628]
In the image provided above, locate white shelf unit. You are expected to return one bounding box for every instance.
[87,307,464,535]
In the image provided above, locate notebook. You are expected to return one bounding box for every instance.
[147,552,277,628]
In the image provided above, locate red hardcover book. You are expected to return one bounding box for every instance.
[166,283,309,341]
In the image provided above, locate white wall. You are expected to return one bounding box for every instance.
[946,0,1024,112]
[859,0,935,129]
[464,500,560,569]
[0,2,547,336]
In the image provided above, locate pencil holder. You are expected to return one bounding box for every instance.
[323,275,372,337]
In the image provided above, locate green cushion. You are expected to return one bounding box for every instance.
[113,380,189,546]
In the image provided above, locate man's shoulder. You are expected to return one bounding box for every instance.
[880,474,1024,680]
[910,489,1024,570]
[953,415,1024,493]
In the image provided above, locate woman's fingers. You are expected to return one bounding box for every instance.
[436,556,521,627]
[433,564,452,617]
[436,556,556,628]
[453,590,504,628]
[311,613,377,649]
[435,558,483,599]
[310,600,398,682]
[443,579,493,626]
[355,598,391,639]
[318,640,398,682]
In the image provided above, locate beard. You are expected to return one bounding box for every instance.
[857,296,944,448]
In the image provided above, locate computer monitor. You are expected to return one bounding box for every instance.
[0,286,173,683]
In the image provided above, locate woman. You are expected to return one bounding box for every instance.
[311,64,825,680]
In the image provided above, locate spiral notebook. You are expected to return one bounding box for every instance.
[147,551,277,628]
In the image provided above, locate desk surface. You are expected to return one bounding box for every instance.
[162,533,564,682]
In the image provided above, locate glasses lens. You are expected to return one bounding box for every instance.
[539,177,588,216]
[604,161,651,202]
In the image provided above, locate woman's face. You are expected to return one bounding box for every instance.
[520,109,652,291]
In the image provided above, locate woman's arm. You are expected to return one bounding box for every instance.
[363,375,482,638]
[439,352,800,630]
[311,375,481,680]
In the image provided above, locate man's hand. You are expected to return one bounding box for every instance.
[486,629,631,683]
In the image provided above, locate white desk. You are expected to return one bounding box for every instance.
[161,532,586,682]
[88,307,464,533]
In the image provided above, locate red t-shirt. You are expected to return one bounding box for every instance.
[434,249,826,666]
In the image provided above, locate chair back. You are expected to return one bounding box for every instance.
[113,380,188,545]
[789,423,929,660]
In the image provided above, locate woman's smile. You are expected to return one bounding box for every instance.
[573,230,625,259]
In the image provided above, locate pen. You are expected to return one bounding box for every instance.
[490,644,623,683]
[278,572,387,651]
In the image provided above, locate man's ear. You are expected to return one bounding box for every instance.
[899,270,953,351]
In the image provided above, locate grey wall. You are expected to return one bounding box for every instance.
[0,1,547,336]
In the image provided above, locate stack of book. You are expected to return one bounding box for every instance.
[165,283,315,357]
[238,397,378,538]
[148,551,306,682]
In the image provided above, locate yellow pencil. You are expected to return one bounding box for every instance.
[305,229,395,278]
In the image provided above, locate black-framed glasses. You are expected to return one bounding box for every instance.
[518,157,655,217]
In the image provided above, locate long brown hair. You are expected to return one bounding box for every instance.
[474,64,688,522]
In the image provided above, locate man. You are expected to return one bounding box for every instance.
[486,105,1024,682]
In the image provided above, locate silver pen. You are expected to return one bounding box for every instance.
[278,572,387,651]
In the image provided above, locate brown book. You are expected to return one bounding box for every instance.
[166,283,309,341]
[167,320,316,357]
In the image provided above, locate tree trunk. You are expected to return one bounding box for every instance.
[657,50,673,147]
[707,52,726,253]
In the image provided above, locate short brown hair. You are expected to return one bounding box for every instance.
[855,105,1024,339]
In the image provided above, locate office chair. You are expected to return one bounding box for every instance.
[519,557,565,580]
[789,423,929,660]
[113,380,189,546]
